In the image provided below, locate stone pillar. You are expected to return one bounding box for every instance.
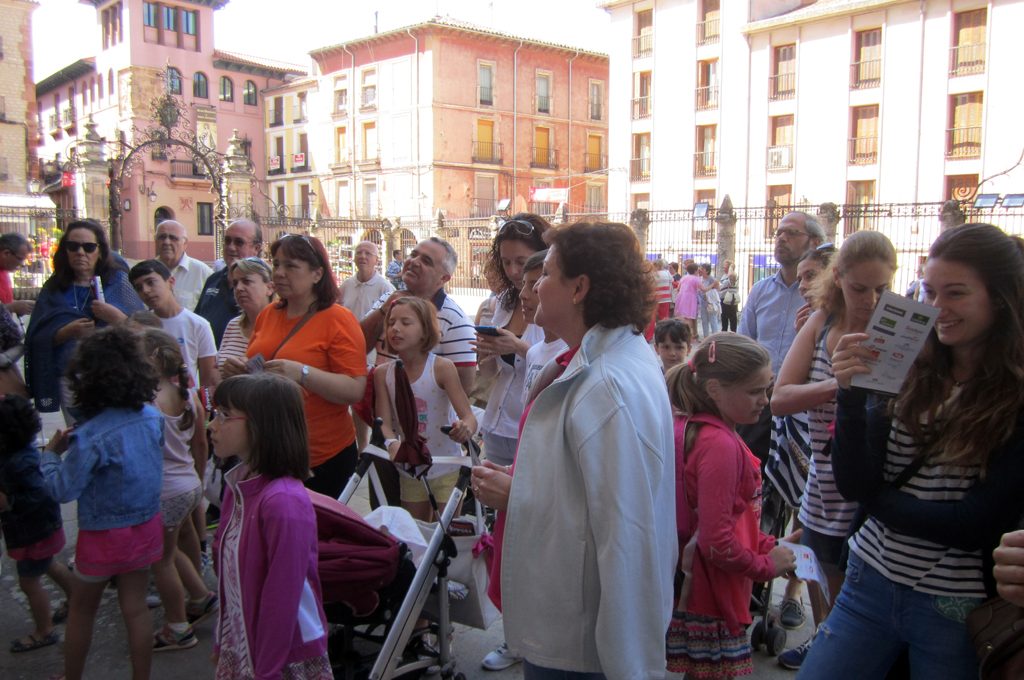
[817,202,841,243]
[940,199,966,232]
[75,117,110,228]
[629,208,651,253]
[221,129,253,258]
[715,195,737,274]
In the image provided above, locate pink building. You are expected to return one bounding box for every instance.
[298,18,609,222]
[34,0,302,261]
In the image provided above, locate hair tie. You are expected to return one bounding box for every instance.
[687,358,697,373]
[708,340,717,364]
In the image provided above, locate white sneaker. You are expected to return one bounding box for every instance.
[481,642,522,671]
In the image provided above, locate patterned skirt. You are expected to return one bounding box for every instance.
[215,649,333,680]
[666,611,753,680]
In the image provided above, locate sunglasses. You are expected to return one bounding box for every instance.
[278,233,324,266]
[816,242,836,253]
[498,219,536,237]
[224,235,254,248]
[65,240,99,254]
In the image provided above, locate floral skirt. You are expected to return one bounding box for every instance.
[666,611,752,680]
[215,649,333,680]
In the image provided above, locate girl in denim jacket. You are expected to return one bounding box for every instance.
[40,325,165,680]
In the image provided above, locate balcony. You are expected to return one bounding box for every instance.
[531,147,557,169]
[47,112,61,135]
[267,155,284,176]
[632,33,653,59]
[694,150,717,177]
[848,137,878,165]
[630,157,650,182]
[471,198,497,218]
[850,59,881,89]
[769,73,796,101]
[478,85,493,107]
[536,94,551,114]
[360,86,377,111]
[171,159,208,179]
[583,202,607,214]
[291,152,309,173]
[950,43,985,77]
[766,144,793,171]
[695,85,719,110]
[946,127,982,159]
[357,151,380,169]
[274,204,313,220]
[697,19,719,46]
[61,106,77,130]
[584,152,606,172]
[472,141,502,164]
[632,96,651,120]
[268,111,283,127]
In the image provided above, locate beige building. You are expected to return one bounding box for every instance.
[0,0,38,195]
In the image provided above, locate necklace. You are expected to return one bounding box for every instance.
[71,285,90,312]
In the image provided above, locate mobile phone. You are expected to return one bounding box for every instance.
[245,353,266,374]
[475,325,500,336]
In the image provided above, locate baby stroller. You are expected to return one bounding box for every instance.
[324,419,492,680]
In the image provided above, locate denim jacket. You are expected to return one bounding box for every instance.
[0,446,63,549]
[40,406,164,531]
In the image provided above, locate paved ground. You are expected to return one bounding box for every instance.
[0,410,809,679]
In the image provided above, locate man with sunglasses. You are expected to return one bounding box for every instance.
[155,220,212,314]
[194,219,262,346]
[737,211,825,464]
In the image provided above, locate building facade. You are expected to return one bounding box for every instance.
[0,0,37,195]
[603,0,1024,216]
[261,18,609,226]
[34,0,302,261]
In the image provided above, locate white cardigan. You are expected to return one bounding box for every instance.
[502,324,677,679]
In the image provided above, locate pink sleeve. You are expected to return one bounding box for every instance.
[692,432,776,582]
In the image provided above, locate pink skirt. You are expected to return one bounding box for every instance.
[8,527,66,561]
[75,514,164,577]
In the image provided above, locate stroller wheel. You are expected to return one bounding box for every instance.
[766,626,787,656]
[750,619,767,650]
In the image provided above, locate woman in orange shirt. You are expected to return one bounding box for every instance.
[222,234,366,498]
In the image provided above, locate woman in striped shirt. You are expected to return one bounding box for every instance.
[771,231,897,670]
[802,223,1024,678]
[215,258,274,369]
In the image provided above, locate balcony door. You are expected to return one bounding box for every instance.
[477,119,495,162]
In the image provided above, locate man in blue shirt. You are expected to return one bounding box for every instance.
[738,211,824,462]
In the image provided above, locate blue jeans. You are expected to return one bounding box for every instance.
[797,553,981,679]
[523,661,605,680]
[699,303,721,338]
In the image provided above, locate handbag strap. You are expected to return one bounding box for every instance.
[267,309,315,360]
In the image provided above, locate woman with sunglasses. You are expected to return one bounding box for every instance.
[25,219,144,416]
[216,257,275,369]
[222,234,366,498]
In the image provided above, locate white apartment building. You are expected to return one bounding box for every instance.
[603,0,1024,215]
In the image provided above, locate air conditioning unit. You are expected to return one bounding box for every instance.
[768,146,792,169]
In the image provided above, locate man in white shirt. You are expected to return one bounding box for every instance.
[156,220,212,312]
[339,241,393,322]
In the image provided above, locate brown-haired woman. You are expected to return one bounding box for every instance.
[499,221,677,678]
[222,234,366,498]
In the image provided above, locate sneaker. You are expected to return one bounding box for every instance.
[777,635,814,670]
[481,642,522,671]
[153,626,198,652]
[186,593,218,626]
[779,598,806,630]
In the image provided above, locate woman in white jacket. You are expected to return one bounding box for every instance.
[501,221,677,680]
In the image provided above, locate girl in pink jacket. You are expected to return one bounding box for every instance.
[665,333,797,679]
[209,374,331,680]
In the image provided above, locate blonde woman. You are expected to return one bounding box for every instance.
[216,257,274,368]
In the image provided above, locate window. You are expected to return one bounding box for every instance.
[478,63,494,106]
[362,121,377,160]
[695,189,716,211]
[845,181,877,234]
[633,9,653,58]
[193,72,208,99]
[299,184,311,218]
[275,186,285,211]
[335,126,348,163]
[473,175,497,217]
[335,86,348,113]
[852,29,882,89]
[183,10,197,35]
[951,9,986,76]
[585,184,605,212]
[770,44,796,100]
[294,133,309,169]
[219,76,233,102]
[849,105,879,165]
[585,134,603,172]
[295,92,307,122]
[631,133,651,181]
[98,75,103,99]
[337,180,351,218]
[698,0,720,45]
[167,67,182,95]
[143,2,156,27]
[270,96,283,126]
[945,174,979,202]
[765,184,793,240]
[535,73,551,114]
[197,202,213,235]
[589,81,603,120]
[696,59,719,110]
[695,125,717,177]
[532,127,554,168]
[947,92,983,159]
[474,119,499,163]
[108,69,114,98]
[361,69,377,109]
[632,71,651,119]
[361,179,377,217]
[243,80,257,106]
[768,115,794,170]
[162,5,176,31]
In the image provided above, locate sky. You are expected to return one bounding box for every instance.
[32,0,612,80]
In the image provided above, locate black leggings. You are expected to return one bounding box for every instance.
[721,303,738,332]
[305,442,358,499]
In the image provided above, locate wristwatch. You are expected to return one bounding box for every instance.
[299,365,310,386]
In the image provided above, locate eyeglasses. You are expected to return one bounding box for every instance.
[224,235,254,248]
[210,409,246,424]
[65,240,99,254]
[774,227,809,240]
[498,219,536,237]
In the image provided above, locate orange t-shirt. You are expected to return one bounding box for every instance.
[248,304,367,467]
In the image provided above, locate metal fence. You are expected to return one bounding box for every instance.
[1,206,82,293]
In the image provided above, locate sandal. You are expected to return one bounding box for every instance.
[10,631,60,653]
[186,592,218,626]
[52,600,69,625]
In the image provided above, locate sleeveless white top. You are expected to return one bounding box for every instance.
[160,397,202,500]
